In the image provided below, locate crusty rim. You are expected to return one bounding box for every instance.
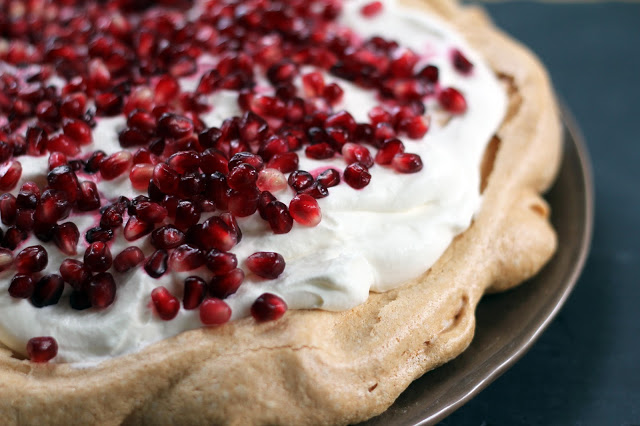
[0,1,563,425]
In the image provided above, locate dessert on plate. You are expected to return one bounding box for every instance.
[0,0,561,424]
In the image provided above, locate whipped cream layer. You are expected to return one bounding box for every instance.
[0,0,506,365]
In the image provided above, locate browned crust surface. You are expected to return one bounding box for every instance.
[0,1,562,424]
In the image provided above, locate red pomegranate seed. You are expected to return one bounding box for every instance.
[47,165,80,202]
[246,252,286,279]
[374,122,396,143]
[31,274,64,308]
[168,151,201,175]
[205,250,238,276]
[46,134,80,156]
[174,200,201,229]
[61,93,87,118]
[325,111,357,134]
[15,245,48,274]
[135,201,168,223]
[150,284,181,321]
[169,244,205,272]
[209,268,244,299]
[199,298,231,325]
[34,190,70,224]
[0,160,22,191]
[59,259,91,290]
[127,110,156,134]
[182,276,207,310]
[342,143,374,168]
[452,49,474,74]
[220,212,242,244]
[27,337,58,363]
[155,75,180,105]
[15,209,35,231]
[264,201,293,234]
[302,71,324,97]
[76,181,101,211]
[151,225,186,249]
[85,227,114,243]
[267,152,299,173]
[129,163,154,191]
[152,163,179,195]
[239,111,268,143]
[145,249,168,278]
[375,138,405,165]
[289,194,322,227]
[35,100,59,123]
[85,151,106,174]
[288,170,314,192]
[100,206,123,228]
[48,152,68,171]
[399,115,429,139]
[361,1,383,17]
[157,113,194,139]
[300,181,329,199]
[323,83,344,105]
[119,128,150,148]
[227,163,258,190]
[113,246,145,273]
[87,272,116,309]
[100,151,133,180]
[417,65,439,83]
[228,188,259,217]
[200,149,229,174]
[9,274,34,299]
[0,248,13,272]
[84,242,112,273]
[259,136,289,162]
[305,143,336,160]
[256,168,287,193]
[26,126,48,155]
[344,163,371,189]
[53,222,79,255]
[133,148,155,165]
[2,227,27,250]
[0,193,17,225]
[124,215,153,241]
[63,118,92,145]
[228,152,264,172]
[316,168,341,187]
[438,87,467,114]
[392,153,424,173]
[95,92,123,116]
[258,191,277,220]
[251,293,287,322]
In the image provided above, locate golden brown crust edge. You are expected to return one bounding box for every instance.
[0,1,562,425]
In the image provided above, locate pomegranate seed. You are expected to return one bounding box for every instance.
[169,244,205,272]
[452,49,474,74]
[119,128,150,147]
[0,160,22,191]
[239,111,268,143]
[95,92,123,116]
[2,227,27,250]
[70,290,92,311]
[438,87,467,114]
[127,110,156,134]
[76,181,101,211]
[0,248,13,272]
[59,259,91,290]
[323,83,344,105]
[182,276,207,310]
[48,152,68,170]
[317,168,341,187]
[205,250,237,276]
[113,247,145,273]
[61,93,87,118]
[174,200,201,229]
[392,153,424,173]
[85,227,114,243]
[256,168,288,193]
[325,111,358,134]
[31,274,64,308]
[169,150,201,175]
[145,249,168,278]
[200,149,229,174]
[199,298,231,325]
[26,126,48,155]
[399,115,429,139]
[289,194,322,227]
[151,225,186,249]
[135,201,168,223]
[63,119,92,145]
[267,152,299,173]
[228,152,264,172]
[375,138,405,165]
[228,188,259,217]
[417,65,439,83]
[124,215,153,241]
[342,143,374,168]
[302,71,324,97]
[34,190,70,224]
[47,134,80,156]
[53,222,79,255]
[227,163,258,190]
[300,181,329,199]
[246,252,286,279]
[84,242,112,273]
[36,100,59,123]
[47,165,80,202]
[87,272,116,309]
[251,293,287,322]
[220,212,242,244]
[27,337,58,363]
[100,151,133,180]
[288,170,314,192]
[129,164,154,191]
[15,208,35,231]
[259,136,289,162]
[100,206,123,228]
[85,151,106,174]
[305,143,336,160]
[361,1,383,17]
[344,163,371,189]
[209,268,244,299]
[0,194,17,225]
[374,122,396,143]
[151,286,180,320]
[157,113,194,139]
[15,245,48,274]
[133,148,155,165]
[9,274,34,299]
[152,163,179,195]
[155,75,180,105]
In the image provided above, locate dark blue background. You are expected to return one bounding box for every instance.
[441,2,640,425]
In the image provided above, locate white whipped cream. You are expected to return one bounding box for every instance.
[0,0,506,364]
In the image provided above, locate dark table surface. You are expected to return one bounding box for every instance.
[440,2,640,425]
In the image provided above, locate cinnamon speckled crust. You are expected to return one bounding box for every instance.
[0,1,562,424]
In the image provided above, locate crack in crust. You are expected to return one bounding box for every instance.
[0,1,562,424]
